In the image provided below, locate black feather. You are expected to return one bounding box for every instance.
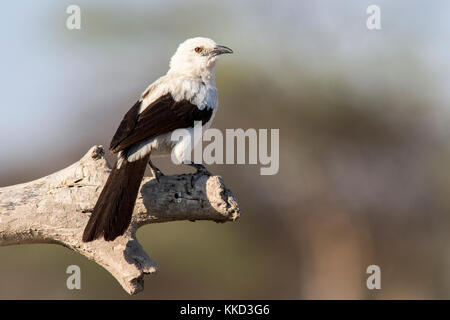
[82,154,149,242]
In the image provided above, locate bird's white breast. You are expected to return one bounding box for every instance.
[125,75,218,163]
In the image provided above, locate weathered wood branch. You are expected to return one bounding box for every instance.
[0,146,240,294]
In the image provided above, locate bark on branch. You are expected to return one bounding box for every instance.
[0,146,240,294]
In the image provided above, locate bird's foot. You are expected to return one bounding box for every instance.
[186,162,211,176]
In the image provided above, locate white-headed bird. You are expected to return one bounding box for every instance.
[82,37,233,242]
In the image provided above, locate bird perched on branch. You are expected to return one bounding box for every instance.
[82,37,233,242]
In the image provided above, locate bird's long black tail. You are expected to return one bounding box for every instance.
[82,154,149,242]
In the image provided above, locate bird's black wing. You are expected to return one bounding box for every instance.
[110,93,213,153]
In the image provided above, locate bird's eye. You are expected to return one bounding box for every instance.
[194,47,203,53]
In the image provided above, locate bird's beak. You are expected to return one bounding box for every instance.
[210,45,233,56]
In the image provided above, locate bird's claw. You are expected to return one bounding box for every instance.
[148,159,165,183]
[186,162,211,187]
[149,167,164,183]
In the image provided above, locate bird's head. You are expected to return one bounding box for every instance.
[168,37,233,80]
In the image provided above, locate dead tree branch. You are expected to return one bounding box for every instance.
[0,146,240,294]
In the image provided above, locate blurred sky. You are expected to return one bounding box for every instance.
[1,0,450,184]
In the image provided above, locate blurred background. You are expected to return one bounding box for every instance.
[1,0,450,299]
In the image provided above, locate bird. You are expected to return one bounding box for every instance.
[82,37,233,242]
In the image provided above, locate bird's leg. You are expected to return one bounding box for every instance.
[148,157,164,182]
[186,161,211,176]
